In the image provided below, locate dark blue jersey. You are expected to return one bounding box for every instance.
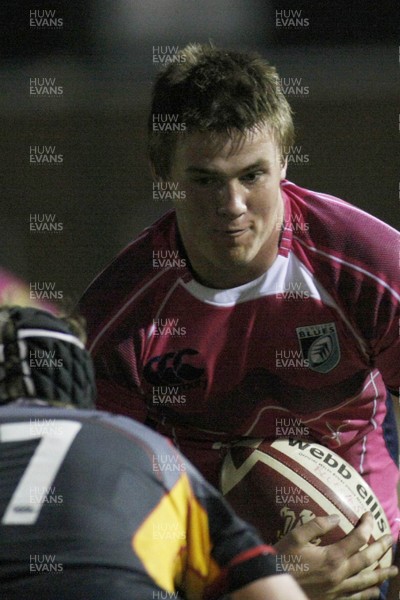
[0,405,276,599]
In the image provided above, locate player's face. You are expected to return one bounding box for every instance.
[169,126,287,288]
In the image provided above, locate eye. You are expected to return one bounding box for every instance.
[191,176,221,187]
[240,171,264,184]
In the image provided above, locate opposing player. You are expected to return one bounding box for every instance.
[0,266,55,311]
[79,44,400,599]
[0,305,310,600]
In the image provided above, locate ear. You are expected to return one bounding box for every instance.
[149,159,171,183]
[280,155,288,180]
[149,160,159,181]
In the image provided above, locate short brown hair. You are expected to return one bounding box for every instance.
[148,43,295,179]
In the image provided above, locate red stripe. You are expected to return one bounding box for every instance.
[228,544,276,569]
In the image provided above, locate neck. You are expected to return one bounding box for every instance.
[193,259,276,289]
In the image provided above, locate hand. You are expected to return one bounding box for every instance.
[274,512,397,600]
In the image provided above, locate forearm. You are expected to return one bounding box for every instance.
[231,574,309,600]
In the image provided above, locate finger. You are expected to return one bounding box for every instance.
[289,514,341,546]
[339,565,398,595]
[343,535,394,579]
[336,588,381,600]
[332,512,375,557]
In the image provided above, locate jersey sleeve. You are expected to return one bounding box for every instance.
[294,188,400,394]
[79,305,150,422]
[352,264,400,395]
[183,460,277,600]
[129,431,277,600]
[370,286,400,395]
[287,184,400,394]
[78,234,160,422]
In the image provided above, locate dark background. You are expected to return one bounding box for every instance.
[1,0,398,303]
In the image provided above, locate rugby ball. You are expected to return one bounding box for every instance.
[220,438,392,568]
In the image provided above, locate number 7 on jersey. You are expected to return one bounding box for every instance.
[1,420,81,525]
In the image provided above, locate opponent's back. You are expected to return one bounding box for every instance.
[0,405,187,598]
[0,405,277,600]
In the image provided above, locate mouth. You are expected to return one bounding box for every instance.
[215,227,250,237]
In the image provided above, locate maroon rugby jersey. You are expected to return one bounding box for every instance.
[79,180,400,538]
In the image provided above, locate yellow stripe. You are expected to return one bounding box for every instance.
[132,472,221,598]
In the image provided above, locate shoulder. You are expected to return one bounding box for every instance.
[92,410,175,452]
[0,404,179,461]
[80,210,177,302]
[91,411,191,490]
[283,180,399,297]
[78,210,179,345]
[283,179,398,244]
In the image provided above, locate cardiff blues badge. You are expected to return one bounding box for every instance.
[296,322,340,373]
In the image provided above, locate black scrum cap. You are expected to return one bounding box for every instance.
[0,306,96,408]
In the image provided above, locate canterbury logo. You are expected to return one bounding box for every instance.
[143,349,205,385]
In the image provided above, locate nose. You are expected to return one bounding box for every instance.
[216,180,247,218]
